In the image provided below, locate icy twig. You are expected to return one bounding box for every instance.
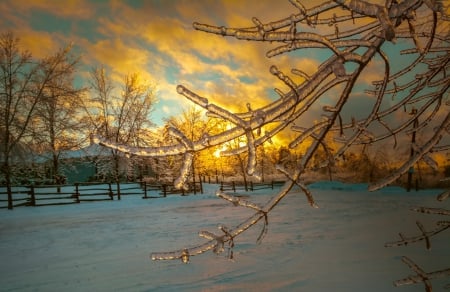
[369,112,450,191]
[276,164,318,208]
[437,190,450,201]
[151,241,216,264]
[385,223,449,248]
[393,256,450,291]
[216,190,264,211]
[217,190,269,243]
[411,207,450,216]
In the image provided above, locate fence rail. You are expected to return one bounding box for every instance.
[74,182,114,202]
[0,188,29,208]
[250,181,285,191]
[221,181,285,192]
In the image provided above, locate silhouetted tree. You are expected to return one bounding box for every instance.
[85,67,157,189]
[0,32,79,209]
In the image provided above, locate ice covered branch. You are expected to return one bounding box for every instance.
[393,256,450,292]
[94,0,449,265]
[386,188,450,290]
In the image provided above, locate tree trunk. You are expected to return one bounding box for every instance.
[2,160,13,210]
[52,153,62,192]
[114,153,121,200]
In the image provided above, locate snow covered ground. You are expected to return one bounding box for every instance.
[0,182,448,291]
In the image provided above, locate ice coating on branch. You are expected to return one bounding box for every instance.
[412,143,439,170]
[270,65,298,93]
[395,257,433,289]
[369,113,450,191]
[167,127,194,190]
[251,17,266,36]
[377,6,395,41]
[174,151,193,190]
[422,154,439,170]
[275,164,318,208]
[270,65,279,75]
[200,133,210,146]
[207,103,245,127]
[323,105,338,112]
[289,0,306,15]
[291,68,310,81]
[253,110,265,125]
[177,85,208,108]
[180,249,190,264]
[245,131,257,176]
[217,190,263,211]
[290,125,323,148]
[331,60,346,78]
[437,189,450,201]
[411,207,450,216]
[198,231,225,254]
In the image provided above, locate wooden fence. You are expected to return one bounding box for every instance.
[0,180,206,209]
[0,187,29,208]
[141,181,203,198]
[249,181,285,191]
[221,181,285,192]
[0,180,279,209]
[29,185,79,206]
[74,182,115,202]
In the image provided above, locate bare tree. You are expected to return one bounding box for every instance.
[94,0,449,283]
[31,45,86,185]
[0,32,79,209]
[165,107,221,188]
[86,67,157,193]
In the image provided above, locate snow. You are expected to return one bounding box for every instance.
[0,182,448,291]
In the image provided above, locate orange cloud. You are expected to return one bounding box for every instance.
[10,0,94,19]
[14,29,59,59]
[86,38,154,83]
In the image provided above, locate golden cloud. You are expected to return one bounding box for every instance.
[15,29,59,59]
[86,38,154,83]
[11,0,94,19]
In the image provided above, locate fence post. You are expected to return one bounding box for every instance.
[143,183,148,199]
[271,181,274,189]
[250,181,254,191]
[74,183,80,203]
[232,181,236,192]
[29,185,36,206]
[108,183,114,200]
[162,184,167,197]
[116,181,121,200]
[220,181,224,191]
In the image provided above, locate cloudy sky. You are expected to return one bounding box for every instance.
[1,0,447,145]
[1,0,315,126]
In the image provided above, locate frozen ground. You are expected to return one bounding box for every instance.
[0,181,449,292]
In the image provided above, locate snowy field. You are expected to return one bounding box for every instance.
[0,181,449,292]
